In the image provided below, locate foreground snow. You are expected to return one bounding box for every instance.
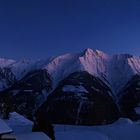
[4,112,33,134]
[2,112,51,140]
[16,132,51,140]
[55,131,109,140]
[54,118,140,140]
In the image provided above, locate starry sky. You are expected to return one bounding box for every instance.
[0,0,140,60]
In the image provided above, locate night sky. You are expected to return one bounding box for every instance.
[0,0,140,60]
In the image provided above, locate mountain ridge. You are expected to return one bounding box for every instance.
[0,48,140,94]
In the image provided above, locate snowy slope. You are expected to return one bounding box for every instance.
[5,57,52,80]
[42,49,140,93]
[44,48,109,88]
[54,118,140,140]
[107,54,134,93]
[0,58,16,90]
[43,49,140,94]
[5,112,33,134]
[8,60,36,80]
[0,58,15,68]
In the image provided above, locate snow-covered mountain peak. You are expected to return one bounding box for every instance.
[8,60,37,80]
[43,53,77,86]
[0,58,16,68]
[111,53,140,75]
[95,50,109,60]
[107,53,140,93]
[78,48,109,75]
[40,49,110,88]
[84,48,94,55]
[83,48,109,60]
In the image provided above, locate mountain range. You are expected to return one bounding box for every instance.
[0,48,140,125]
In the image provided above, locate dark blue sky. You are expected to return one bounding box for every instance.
[0,0,140,60]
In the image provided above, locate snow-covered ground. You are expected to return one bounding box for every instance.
[16,132,51,140]
[55,131,110,140]
[1,112,51,140]
[54,118,140,140]
[4,112,33,134]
